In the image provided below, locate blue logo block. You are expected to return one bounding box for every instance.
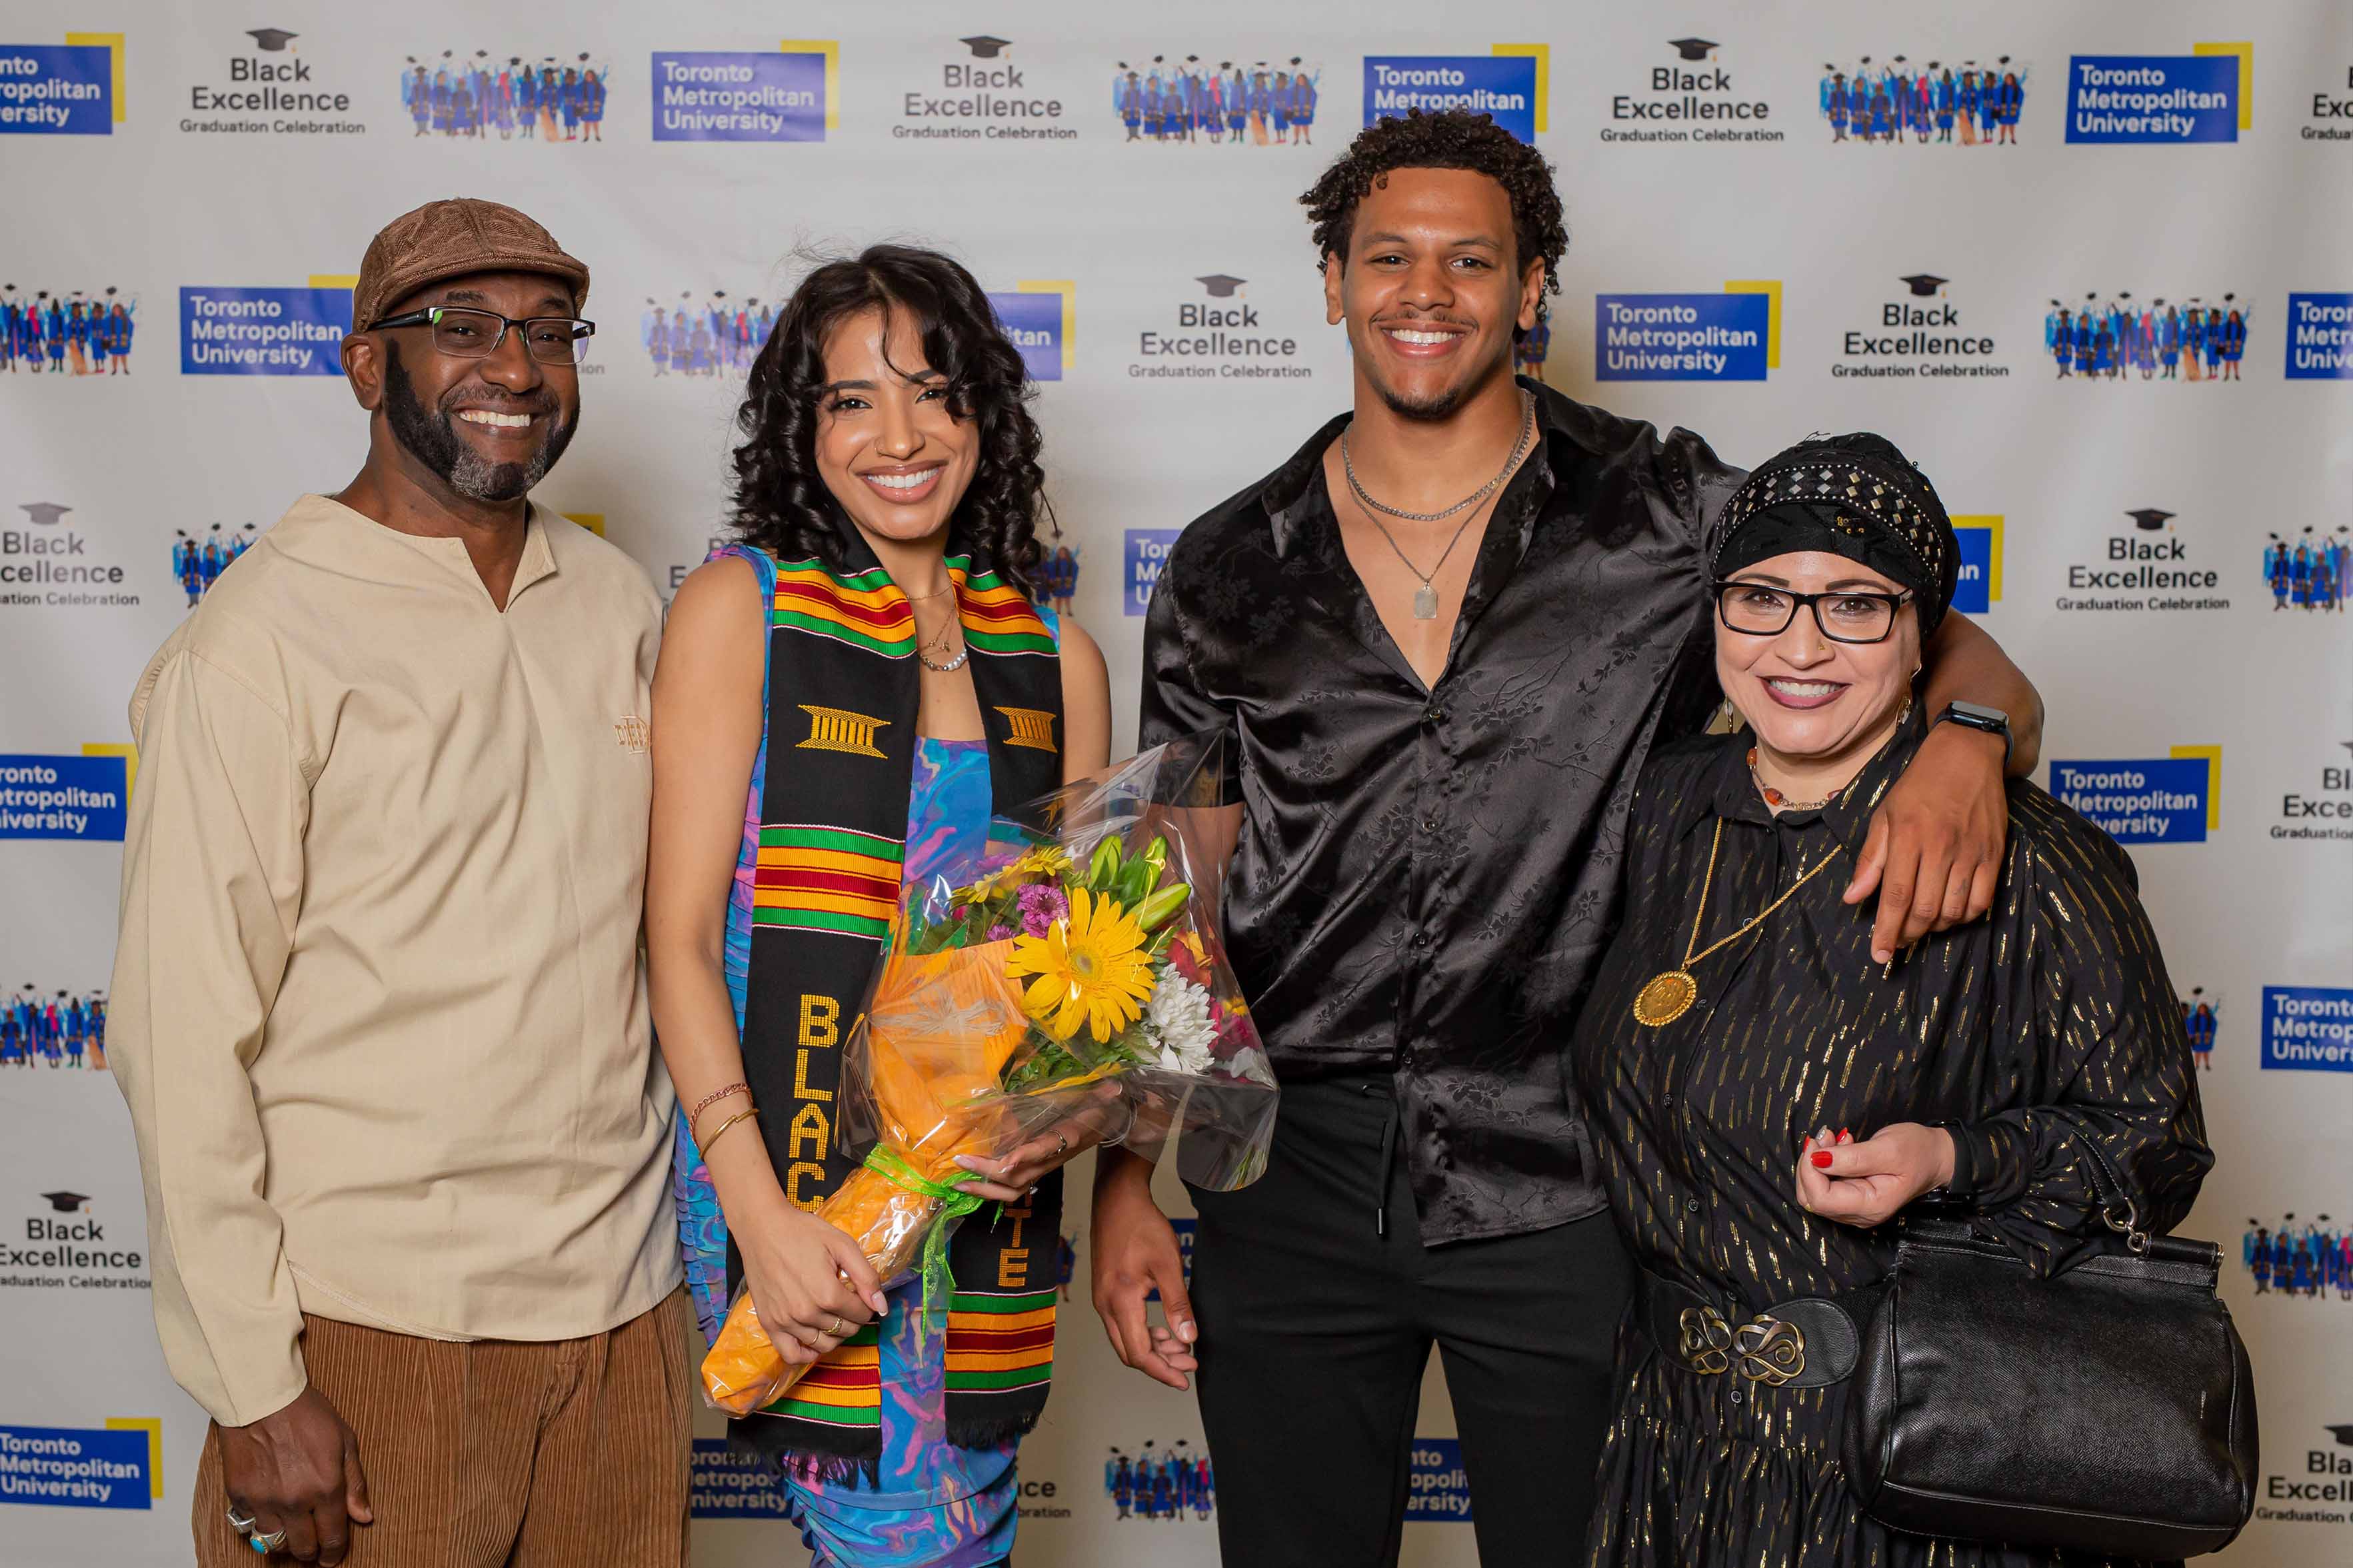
[2285,293,2353,380]
[0,754,127,840]
[1124,528,1182,618]
[1952,527,1994,615]
[0,1425,152,1509]
[989,293,1063,383]
[653,51,825,142]
[2066,55,2238,143]
[1363,56,1536,142]
[2260,986,2353,1073]
[1594,293,1768,381]
[0,44,113,135]
[180,287,353,377]
[1406,1437,1472,1521]
[689,1439,791,1518]
[2048,758,2209,844]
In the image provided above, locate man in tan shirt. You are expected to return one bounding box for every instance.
[110,200,689,1567]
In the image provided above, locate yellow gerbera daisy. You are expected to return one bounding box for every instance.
[1005,887,1156,1042]
[1010,845,1075,879]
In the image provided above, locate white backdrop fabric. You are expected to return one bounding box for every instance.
[3,1,2349,1563]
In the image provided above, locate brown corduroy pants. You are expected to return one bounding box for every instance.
[193,1289,693,1567]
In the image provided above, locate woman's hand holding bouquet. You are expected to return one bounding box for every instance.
[702,740,1278,1417]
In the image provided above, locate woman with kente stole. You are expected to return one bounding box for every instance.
[648,245,1115,1567]
[1573,432,2212,1567]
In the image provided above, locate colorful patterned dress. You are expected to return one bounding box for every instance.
[669,543,1057,1568]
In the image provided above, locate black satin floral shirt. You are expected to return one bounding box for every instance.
[1570,714,2212,1312]
[1139,379,1742,1245]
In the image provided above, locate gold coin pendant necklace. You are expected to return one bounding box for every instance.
[1632,818,1845,1027]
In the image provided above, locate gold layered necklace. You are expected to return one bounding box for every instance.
[1631,819,1846,1028]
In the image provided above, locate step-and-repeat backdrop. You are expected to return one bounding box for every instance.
[3,1,2348,1562]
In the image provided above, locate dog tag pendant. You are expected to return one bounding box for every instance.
[1413,583,1439,620]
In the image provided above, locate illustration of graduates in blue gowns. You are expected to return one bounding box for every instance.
[1115,54,1317,146]
[645,292,776,378]
[1,285,135,377]
[3,986,106,1070]
[1105,1441,1214,1521]
[2044,293,2248,384]
[171,523,259,609]
[1822,57,2024,145]
[2264,526,2349,613]
[2244,1214,2352,1300]
[2180,987,2218,1072]
[404,51,607,143]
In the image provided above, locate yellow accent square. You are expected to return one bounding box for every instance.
[2169,744,2223,829]
[2192,43,2253,130]
[1017,280,1078,371]
[782,41,840,130]
[1724,281,1782,369]
[105,1417,163,1499]
[63,33,124,123]
[1950,515,2004,603]
[82,742,137,802]
[1492,44,1549,134]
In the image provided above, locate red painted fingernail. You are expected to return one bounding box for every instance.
[1811,1151,1834,1168]
[1838,1128,1852,1142]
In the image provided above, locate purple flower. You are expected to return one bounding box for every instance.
[986,924,1016,942]
[1018,882,1070,937]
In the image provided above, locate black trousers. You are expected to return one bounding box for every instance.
[1188,1076,1634,1567]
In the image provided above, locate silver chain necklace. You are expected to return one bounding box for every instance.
[1340,392,1535,620]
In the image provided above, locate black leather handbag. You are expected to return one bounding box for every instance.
[1841,1143,2258,1559]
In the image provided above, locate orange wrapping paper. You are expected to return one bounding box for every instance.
[702,940,1031,1417]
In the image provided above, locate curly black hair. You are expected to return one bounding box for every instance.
[1298,109,1568,330]
[729,244,1049,596]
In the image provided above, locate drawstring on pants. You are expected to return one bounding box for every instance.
[1365,1082,1400,1237]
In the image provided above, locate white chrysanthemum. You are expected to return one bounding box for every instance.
[1145,970,1218,1076]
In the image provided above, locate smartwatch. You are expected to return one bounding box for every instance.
[1934,701,2012,769]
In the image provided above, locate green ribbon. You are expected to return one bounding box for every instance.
[861,1145,985,1355]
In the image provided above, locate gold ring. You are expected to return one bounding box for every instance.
[828,1315,849,1339]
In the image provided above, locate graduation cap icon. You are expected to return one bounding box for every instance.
[39,1191,91,1214]
[1898,274,1948,298]
[2126,508,2176,531]
[1196,275,1246,298]
[19,503,71,527]
[1667,38,1718,62]
[246,27,297,52]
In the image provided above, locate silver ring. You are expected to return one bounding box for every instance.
[225,1505,258,1535]
[1053,1132,1069,1157]
[251,1527,287,1553]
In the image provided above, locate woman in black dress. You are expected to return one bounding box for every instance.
[1572,432,2210,1568]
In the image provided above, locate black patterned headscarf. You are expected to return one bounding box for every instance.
[1710,432,1961,635]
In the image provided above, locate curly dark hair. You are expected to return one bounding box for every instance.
[1298,109,1568,331]
[729,244,1049,596]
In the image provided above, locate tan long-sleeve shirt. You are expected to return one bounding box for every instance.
[109,494,681,1427]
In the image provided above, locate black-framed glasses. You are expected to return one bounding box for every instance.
[369,305,596,366]
[1712,579,1914,644]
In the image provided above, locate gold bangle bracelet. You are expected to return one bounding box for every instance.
[699,1106,761,1155]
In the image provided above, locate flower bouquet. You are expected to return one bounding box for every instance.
[703,734,1277,1416]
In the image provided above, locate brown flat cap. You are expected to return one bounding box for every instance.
[351,198,589,333]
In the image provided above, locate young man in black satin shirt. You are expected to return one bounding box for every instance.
[1090,109,2045,1566]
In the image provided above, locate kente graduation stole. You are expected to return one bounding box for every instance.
[731,526,1067,1470]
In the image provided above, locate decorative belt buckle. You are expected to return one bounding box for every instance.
[1676,1305,1732,1374]
[1732,1315,1806,1385]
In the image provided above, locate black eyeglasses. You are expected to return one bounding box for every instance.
[1712,579,1914,644]
[369,305,596,366]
